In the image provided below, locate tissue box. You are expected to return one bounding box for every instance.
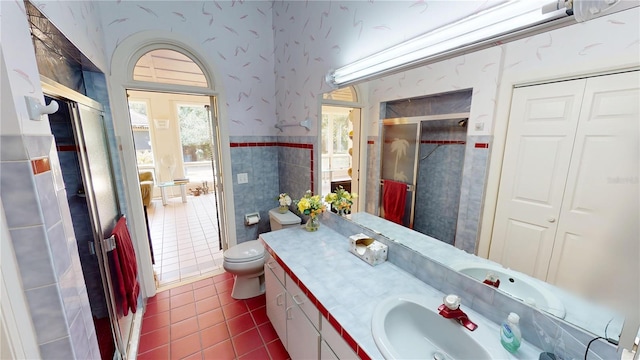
[348,233,388,266]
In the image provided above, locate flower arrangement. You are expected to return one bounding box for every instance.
[278,193,292,207]
[276,193,292,213]
[325,186,357,214]
[295,190,326,218]
[295,190,326,231]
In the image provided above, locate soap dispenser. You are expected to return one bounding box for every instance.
[500,312,522,353]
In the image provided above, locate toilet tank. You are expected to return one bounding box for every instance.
[268,208,301,231]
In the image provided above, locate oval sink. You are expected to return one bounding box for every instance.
[372,294,507,360]
[450,262,566,319]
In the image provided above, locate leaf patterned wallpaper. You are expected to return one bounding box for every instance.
[269,0,504,136]
[8,1,640,139]
[30,0,504,137]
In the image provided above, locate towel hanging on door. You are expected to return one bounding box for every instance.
[110,216,140,315]
[383,180,408,225]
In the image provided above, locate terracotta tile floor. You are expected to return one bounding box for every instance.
[138,272,290,360]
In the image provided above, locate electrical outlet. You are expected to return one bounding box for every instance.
[237,173,248,184]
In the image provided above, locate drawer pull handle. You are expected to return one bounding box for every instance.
[266,261,276,269]
[276,293,284,306]
[286,306,294,320]
[292,294,304,306]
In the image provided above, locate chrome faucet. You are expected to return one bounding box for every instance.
[438,294,478,331]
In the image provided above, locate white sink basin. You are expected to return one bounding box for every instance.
[450,262,566,319]
[372,294,507,360]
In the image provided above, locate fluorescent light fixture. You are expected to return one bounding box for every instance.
[326,0,569,87]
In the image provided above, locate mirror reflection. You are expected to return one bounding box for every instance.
[319,71,638,344]
[320,88,362,212]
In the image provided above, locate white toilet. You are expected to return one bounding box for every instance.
[223,208,301,299]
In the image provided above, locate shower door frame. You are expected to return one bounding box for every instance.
[42,77,132,359]
[379,113,470,228]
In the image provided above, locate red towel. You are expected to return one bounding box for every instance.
[383,180,407,225]
[111,217,140,316]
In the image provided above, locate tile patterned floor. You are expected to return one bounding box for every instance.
[139,272,290,360]
[147,194,224,287]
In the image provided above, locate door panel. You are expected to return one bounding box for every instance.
[265,264,287,348]
[349,108,361,212]
[501,220,553,277]
[73,103,133,358]
[547,72,639,315]
[512,136,565,206]
[286,293,320,360]
[490,79,586,280]
[207,97,227,251]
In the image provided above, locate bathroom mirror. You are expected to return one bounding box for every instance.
[317,69,638,344]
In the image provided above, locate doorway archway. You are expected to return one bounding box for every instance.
[109,31,236,298]
[319,86,363,212]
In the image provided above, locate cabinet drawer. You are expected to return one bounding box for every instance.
[320,340,338,360]
[286,293,320,360]
[321,317,358,359]
[286,274,320,330]
[265,252,285,285]
[265,256,287,347]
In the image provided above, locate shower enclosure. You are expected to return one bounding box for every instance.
[379,90,471,245]
[44,78,134,359]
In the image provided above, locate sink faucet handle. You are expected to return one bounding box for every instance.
[443,294,461,310]
[483,272,500,288]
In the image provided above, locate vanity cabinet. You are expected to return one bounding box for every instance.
[320,340,339,360]
[320,317,358,359]
[265,257,287,347]
[265,253,321,359]
[286,292,320,359]
[265,252,360,359]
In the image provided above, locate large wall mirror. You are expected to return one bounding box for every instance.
[318,56,639,346]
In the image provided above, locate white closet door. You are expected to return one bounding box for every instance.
[489,79,586,280]
[547,72,639,307]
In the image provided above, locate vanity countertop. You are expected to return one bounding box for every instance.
[260,222,542,359]
[349,212,624,337]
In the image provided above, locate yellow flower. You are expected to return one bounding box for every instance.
[294,190,326,217]
[325,193,338,203]
[297,197,310,212]
[325,186,357,213]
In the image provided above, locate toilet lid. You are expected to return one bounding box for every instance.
[224,240,265,263]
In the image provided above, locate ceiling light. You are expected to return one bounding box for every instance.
[326,0,570,87]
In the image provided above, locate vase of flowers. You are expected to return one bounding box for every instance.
[324,186,357,216]
[295,190,326,231]
[277,193,292,213]
[305,215,320,232]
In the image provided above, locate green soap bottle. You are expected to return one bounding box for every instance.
[500,312,522,353]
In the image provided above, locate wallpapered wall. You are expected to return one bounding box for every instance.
[2,0,639,358]
[97,1,277,137]
[95,0,499,138]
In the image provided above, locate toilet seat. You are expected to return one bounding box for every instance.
[223,240,265,263]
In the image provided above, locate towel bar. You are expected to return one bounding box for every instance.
[380,180,414,192]
[274,118,312,132]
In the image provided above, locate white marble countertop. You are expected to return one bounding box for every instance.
[260,223,544,359]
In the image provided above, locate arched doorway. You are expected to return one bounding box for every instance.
[108,32,236,297]
[320,86,363,212]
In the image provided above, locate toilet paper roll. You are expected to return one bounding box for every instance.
[246,215,260,225]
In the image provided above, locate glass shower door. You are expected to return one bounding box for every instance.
[72,102,133,359]
[380,122,419,227]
